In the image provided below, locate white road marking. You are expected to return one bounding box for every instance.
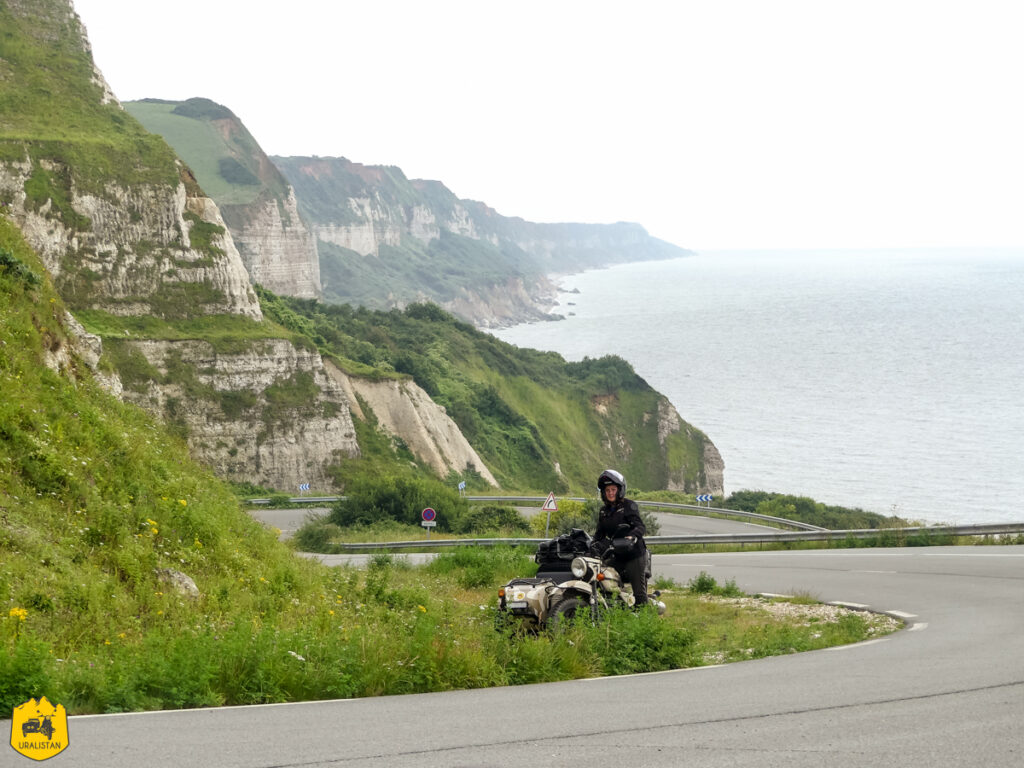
[582,665,725,681]
[824,638,889,651]
[886,610,917,619]
[828,601,870,609]
[908,622,929,632]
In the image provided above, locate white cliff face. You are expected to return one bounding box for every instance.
[341,372,499,487]
[444,276,559,329]
[444,202,478,239]
[226,188,321,299]
[408,205,440,243]
[315,195,404,256]
[316,221,403,257]
[657,397,725,496]
[0,157,262,320]
[117,339,360,490]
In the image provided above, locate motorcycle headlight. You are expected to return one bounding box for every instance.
[571,557,590,579]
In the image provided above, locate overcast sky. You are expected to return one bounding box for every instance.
[73,0,1022,250]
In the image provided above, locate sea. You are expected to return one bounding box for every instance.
[492,248,1024,525]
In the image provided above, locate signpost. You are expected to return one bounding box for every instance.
[542,493,558,538]
[421,508,437,540]
[696,494,714,507]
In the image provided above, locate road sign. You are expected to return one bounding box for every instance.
[696,494,714,503]
[458,481,466,491]
[422,508,436,521]
[298,483,310,492]
[542,493,558,512]
[420,520,437,528]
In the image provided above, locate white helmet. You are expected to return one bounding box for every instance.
[597,469,626,498]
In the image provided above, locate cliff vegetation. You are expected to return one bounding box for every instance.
[259,290,718,495]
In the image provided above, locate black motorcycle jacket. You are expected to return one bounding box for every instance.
[594,497,646,552]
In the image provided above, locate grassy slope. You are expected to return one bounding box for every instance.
[0,2,178,197]
[123,98,291,212]
[0,216,337,711]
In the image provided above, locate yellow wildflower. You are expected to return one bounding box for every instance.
[417,605,427,613]
[178,499,187,506]
[9,607,28,621]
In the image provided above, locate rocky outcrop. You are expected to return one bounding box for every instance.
[336,371,499,487]
[0,155,262,320]
[443,276,559,329]
[657,398,725,496]
[115,338,360,490]
[124,98,322,301]
[221,188,321,299]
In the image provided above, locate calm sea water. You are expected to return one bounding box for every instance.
[493,249,1024,524]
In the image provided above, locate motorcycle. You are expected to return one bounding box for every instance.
[496,527,665,632]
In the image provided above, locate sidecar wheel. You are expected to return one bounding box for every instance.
[547,596,585,631]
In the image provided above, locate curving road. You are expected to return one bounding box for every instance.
[40,545,1023,767]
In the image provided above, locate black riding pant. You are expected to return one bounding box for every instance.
[617,553,647,606]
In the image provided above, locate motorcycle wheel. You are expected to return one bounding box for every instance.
[547,596,587,631]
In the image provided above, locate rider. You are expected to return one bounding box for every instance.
[592,469,648,606]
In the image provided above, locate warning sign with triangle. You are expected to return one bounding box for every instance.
[541,492,558,511]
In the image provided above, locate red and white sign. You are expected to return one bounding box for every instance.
[541,493,558,512]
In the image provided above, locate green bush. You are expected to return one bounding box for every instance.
[688,571,719,594]
[330,471,468,530]
[293,521,342,552]
[451,505,531,535]
[0,247,41,287]
[530,499,599,536]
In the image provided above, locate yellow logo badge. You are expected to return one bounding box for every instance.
[10,697,69,761]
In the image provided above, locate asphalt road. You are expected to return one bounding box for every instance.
[27,545,1023,767]
[247,507,330,540]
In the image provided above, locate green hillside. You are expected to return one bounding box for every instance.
[260,292,716,494]
[0,2,178,201]
[124,98,293,224]
[0,216,333,711]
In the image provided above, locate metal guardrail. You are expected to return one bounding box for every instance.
[248,496,342,505]
[326,522,1024,551]
[633,500,826,531]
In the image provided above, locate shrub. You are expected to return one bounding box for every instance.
[530,499,599,536]
[688,571,718,594]
[451,505,531,535]
[330,471,468,531]
[0,247,41,287]
[293,521,342,552]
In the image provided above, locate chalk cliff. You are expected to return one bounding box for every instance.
[0,0,499,490]
[273,156,691,327]
[124,98,321,300]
